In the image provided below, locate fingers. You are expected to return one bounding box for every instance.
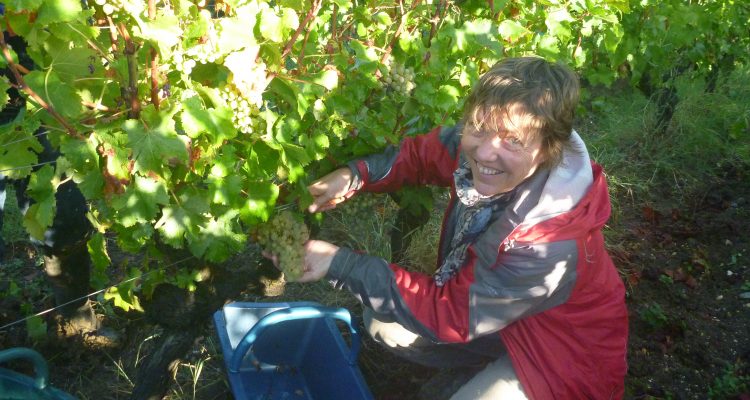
[307,179,336,213]
[306,168,354,213]
[308,196,346,213]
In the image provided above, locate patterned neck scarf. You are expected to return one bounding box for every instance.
[433,161,515,286]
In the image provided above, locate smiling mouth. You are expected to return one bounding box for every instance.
[475,161,502,176]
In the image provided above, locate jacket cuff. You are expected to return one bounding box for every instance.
[346,160,366,191]
[326,247,360,286]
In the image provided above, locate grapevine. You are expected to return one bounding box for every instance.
[0,0,745,311]
[254,211,310,281]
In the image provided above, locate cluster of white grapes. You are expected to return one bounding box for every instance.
[254,211,310,282]
[94,0,124,17]
[338,193,383,222]
[231,62,268,109]
[174,52,198,75]
[384,62,416,96]
[219,84,258,134]
[175,13,223,75]
[185,17,223,64]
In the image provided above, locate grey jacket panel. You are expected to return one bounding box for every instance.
[328,248,439,340]
[469,240,578,338]
[463,168,578,337]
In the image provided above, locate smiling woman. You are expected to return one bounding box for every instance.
[265,56,629,400]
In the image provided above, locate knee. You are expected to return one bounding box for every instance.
[363,308,421,349]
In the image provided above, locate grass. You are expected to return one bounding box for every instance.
[708,362,750,399]
[398,191,447,275]
[580,66,750,212]
[322,192,399,260]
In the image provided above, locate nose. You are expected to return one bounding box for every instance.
[474,135,503,162]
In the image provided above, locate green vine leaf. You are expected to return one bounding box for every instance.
[6,0,43,12]
[135,13,183,55]
[180,96,236,143]
[498,19,530,42]
[111,176,169,228]
[0,78,10,108]
[186,210,246,262]
[22,165,57,240]
[0,121,43,180]
[87,232,111,289]
[124,106,188,175]
[240,181,279,225]
[24,70,83,119]
[36,0,83,25]
[155,205,198,249]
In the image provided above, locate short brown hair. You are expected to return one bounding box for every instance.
[462,57,580,169]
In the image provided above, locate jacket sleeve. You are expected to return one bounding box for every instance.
[326,232,579,343]
[347,126,460,192]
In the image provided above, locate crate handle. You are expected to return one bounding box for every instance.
[0,347,49,390]
[229,306,360,373]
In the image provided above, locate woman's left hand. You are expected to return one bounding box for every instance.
[296,240,340,282]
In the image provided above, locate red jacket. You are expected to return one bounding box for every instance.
[327,126,628,399]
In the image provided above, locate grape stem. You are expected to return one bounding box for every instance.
[0,32,83,139]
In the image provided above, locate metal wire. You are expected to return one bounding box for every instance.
[0,130,49,149]
[0,160,56,174]
[0,255,195,332]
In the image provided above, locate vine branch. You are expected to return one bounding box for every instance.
[423,0,446,65]
[106,16,119,53]
[379,0,421,66]
[281,0,322,61]
[327,3,338,55]
[148,0,160,110]
[426,0,445,48]
[0,33,82,139]
[117,22,141,119]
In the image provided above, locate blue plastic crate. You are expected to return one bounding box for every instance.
[213,302,374,400]
[0,347,76,400]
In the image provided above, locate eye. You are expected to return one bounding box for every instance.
[502,136,524,151]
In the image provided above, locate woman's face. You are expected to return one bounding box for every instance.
[460,107,546,196]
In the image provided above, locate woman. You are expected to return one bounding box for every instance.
[295,57,628,399]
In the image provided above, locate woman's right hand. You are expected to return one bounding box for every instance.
[307,167,355,213]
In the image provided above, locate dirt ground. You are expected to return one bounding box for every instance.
[616,168,750,399]
[1,167,749,399]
